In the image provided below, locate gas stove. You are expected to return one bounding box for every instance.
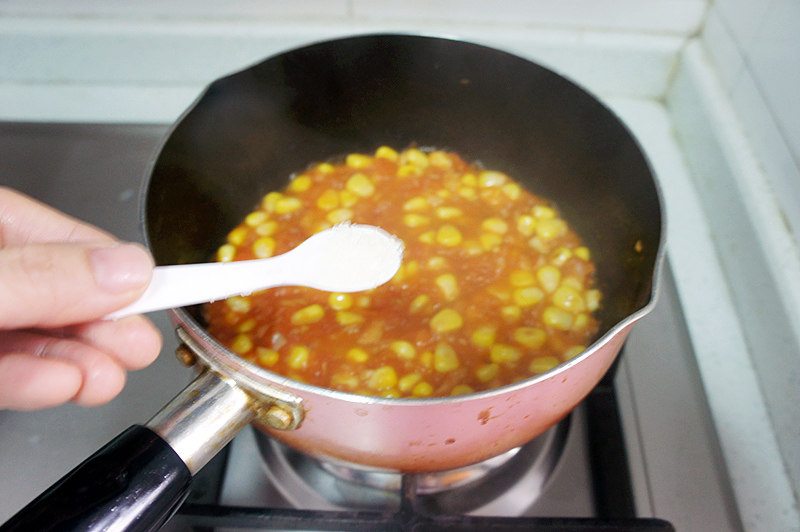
[0,122,742,531]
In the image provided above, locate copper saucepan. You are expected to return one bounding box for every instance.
[2,33,664,531]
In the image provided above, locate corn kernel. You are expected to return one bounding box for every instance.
[346,172,375,197]
[261,191,283,212]
[256,347,279,366]
[332,373,359,389]
[339,189,358,208]
[420,351,433,367]
[480,232,503,250]
[409,294,429,314]
[368,366,398,391]
[391,263,408,283]
[516,214,536,236]
[553,285,586,312]
[390,340,416,359]
[478,170,508,187]
[529,356,560,374]
[402,148,429,168]
[316,189,340,210]
[562,276,583,290]
[357,295,372,308]
[482,217,509,234]
[398,373,422,392]
[564,345,586,359]
[512,286,544,307]
[328,292,353,310]
[513,327,547,349]
[428,150,453,168]
[463,240,484,255]
[316,162,335,173]
[346,153,373,169]
[430,308,463,333]
[217,244,236,262]
[238,318,256,333]
[227,226,248,246]
[536,218,567,240]
[275,196,303,214]
[375,145,399,161]
[403,196,428,211]
[288,174,312,192]
[532,205,556,219]
[451,384,475,396]
[336,311,364,325]
[418,230,435,244]
[509,269,536,287]
[427,256,447,269]
[476,363,500,382]
[405,260,420,277]
[436,206,463,219]
[501,305,522,321]
[502,182,522,200]
[435,273,459,301]
[231,334,253,354]
[543,306,574,330]
[585,289,602,311]
[471,326,496,348]
[403,213,430,228]
[457,187,478,200]
[287,345,310,370]
[327,208,353,224]
[575,246,591,261]
[550,247,572,266]
[291,304,325,325]
[461,173,478,186]
[573,313,589,330]
[436,225,463,246]
[397,164,419,178]
[491,344,522,364]
[226,296,251,313]
[255,220,278,236]
[537,266,561,293]
[253,236,276,258]
[434,342,460,372]
[412,381,434,397]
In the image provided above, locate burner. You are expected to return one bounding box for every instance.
[253,414,571,516]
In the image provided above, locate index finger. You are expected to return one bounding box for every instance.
[0,187,113,247]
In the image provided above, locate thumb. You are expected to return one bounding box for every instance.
[0,242,154,329]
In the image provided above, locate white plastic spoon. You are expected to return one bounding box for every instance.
[105,223,404,320]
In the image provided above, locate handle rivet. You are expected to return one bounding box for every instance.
[175,344,197,367]
[263,405,294,430]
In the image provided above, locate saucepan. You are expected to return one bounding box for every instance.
[2,33,664,531]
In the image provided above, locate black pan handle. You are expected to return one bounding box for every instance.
[0,425,191,532]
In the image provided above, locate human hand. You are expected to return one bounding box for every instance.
[0,187,162,411]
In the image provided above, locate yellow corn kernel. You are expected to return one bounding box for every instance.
[368,366,398,391]
[261,191,283,212]
[339,189,358,208]
[543,306,574,330]
[427,256,447,269]
[390,340,416,360]
[435,273,459,301]
[585,289,602,311]
[328,292,353,310]
[476,363,500,382]
[316,162,335,173]
[457,187,478,200]
[420,351,433,367]
[397,164,419,178]
[513,327,547,349]
[436,225,463,246]
[346,153,373,169]
[479,232,503,250]
[403,196,428,211]
[287,345,310,370]
[391,263,408,283]
[316,189,340,210]
[244,211,267,227]
[463,240,484,255]
[404,260,419,277]
[482,217,509,234]
[537,266,561,293]
[346,172,375,197]
[403,213,430,228]
[575,246,591,261]
[532,205,556,219]
[471,326,496,348]
[256,347,279,366]
[564,345,587,359]
[418,230,435,244]
[562,276,584,290]
[501,305,522,321]
[231,334,253,354]
[288,174,312,192]
[516,214,536,236]
[275,196,303,215]
[227,226,248,246]
[529,356,560,374]
[512,286,544,307]
[291,304,325,325]
[412,381,434,397]
[428,150,453,168]
[536,218,567,240]
[491,344,522,364]
[434,342,460,372]
[255,220,278,237]
[461,173,478,186]
[357,295,372,308]
[430,308,463,333]
[327,208,354,224]
[502,182,522,200]
[398,373,422,392]
[409,294,429,314]
[451,384,475,396]
[331,373,359,389]
[253,236,276,258]
[436,206,463,219]
[217,244,236,262]
[509,269,536,287]
[402,148,429,168]
[347,347,369,363]
[553,285,586,312]
[238,319,256,333]
[550,247,572,266]
[226,296,251,313]
[573,313,589,330]
[375,145,399,161]
[336,311,364,325]
[478,170,508,188]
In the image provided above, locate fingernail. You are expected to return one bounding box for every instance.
[89,243,154,293]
